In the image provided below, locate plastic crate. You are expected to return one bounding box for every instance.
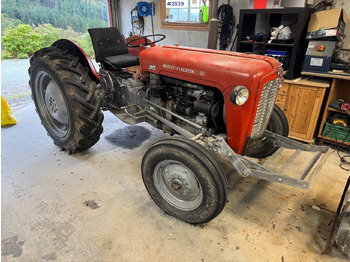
[266,50,290,56]
[322,122,350,143]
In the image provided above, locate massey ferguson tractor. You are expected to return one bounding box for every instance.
[28,25,330,224]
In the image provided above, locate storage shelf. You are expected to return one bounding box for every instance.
[328,107,348,113]
[266,42,294,47]
[319,135,350,146]
[240,41,294,47]
[236,8,314,79]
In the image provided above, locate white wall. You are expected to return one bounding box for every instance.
[117,0,350,48]
[118,0,249,48]
[332,0,350,47]
[118,0,213,48]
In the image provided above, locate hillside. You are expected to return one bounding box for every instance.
[1,0,108,33]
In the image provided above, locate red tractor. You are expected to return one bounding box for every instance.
[28,26,329,224]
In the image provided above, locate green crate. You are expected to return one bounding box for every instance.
[322,122,350,143]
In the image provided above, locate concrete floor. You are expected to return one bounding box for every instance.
[2,99,349,262]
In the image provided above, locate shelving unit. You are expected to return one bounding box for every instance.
[302,71,350,148]
[236,8,314,79]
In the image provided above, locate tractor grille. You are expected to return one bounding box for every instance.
[250,78,281,138]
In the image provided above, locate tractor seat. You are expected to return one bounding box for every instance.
[88,27,139,68]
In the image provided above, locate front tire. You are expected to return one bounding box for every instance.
[29,46,103,153]
[142,137,228,224]
[247,104,289,158]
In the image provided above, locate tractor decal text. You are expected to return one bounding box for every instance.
[163,64,207,77]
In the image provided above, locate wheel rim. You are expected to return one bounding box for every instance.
[153,160,203,211]
[35,71,69,137]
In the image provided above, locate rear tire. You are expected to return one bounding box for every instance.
[142,137,227,224]
[247,104,289,158]
[29,46,103,153]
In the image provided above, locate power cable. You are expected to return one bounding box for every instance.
[144,1,159,32]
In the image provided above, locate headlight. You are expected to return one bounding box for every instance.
[230,86,249,105]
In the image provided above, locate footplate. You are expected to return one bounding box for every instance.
[208,133,331,189]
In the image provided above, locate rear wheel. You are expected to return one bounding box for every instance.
[142,137,227,224]
[29,46,103,153]
[248,104,289,158]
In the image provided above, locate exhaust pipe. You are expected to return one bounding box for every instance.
[207,0,219,49]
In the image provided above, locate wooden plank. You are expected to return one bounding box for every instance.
[319,135,350,147]
[275,94,287,109]
[302,71,350,80]
[284,77,331,87]
[288,134,315,144]
[279,82,289,96]
[318,78,337,138]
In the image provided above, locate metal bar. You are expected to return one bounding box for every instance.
[265,131,329,153]
[191,133,204,141]
[207,0,219,49]
[250,170,309,189]
[277,149,301,174]
[239,155,279,174]
[151,11,155,41]
[303,148,332,183]
[298,151,323,180]
[214,137,251,177]
[120,104,137,110]
[261,147,284,168]
[144,99,203,130]
[147,111,195,138]
[212,0,218,18]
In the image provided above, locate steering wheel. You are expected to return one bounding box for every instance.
[126,34,166,48]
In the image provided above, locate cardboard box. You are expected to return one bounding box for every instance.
[306,9,348,40]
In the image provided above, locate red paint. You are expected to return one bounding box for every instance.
[140,45,281,154]
[107,0,113,27]
[52,39,100,81]
[254,0,268,9]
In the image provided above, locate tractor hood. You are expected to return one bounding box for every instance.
[139,45,281,92]
[140,45,282,154]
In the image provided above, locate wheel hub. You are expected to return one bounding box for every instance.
[171,179,183,191]
[154,160,203,211]
[47,96,58,114]
[44,79,69,126]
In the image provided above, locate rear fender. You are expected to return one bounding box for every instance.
[52,39,100,82]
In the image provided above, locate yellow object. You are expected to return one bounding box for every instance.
[1,96,17,126]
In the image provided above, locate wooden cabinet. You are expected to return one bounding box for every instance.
[275,81,289,109]
[277,78,330,143]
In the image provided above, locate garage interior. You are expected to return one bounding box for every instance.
[2,0,350,261]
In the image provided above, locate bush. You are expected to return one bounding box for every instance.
[2,23,60,59]
[1,13,21,36]
[70,34,95,58]
[35,24,61,47]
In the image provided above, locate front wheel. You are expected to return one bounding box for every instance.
[247,104,289,158]
[141,137,228,224]
[29,46,104,153]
